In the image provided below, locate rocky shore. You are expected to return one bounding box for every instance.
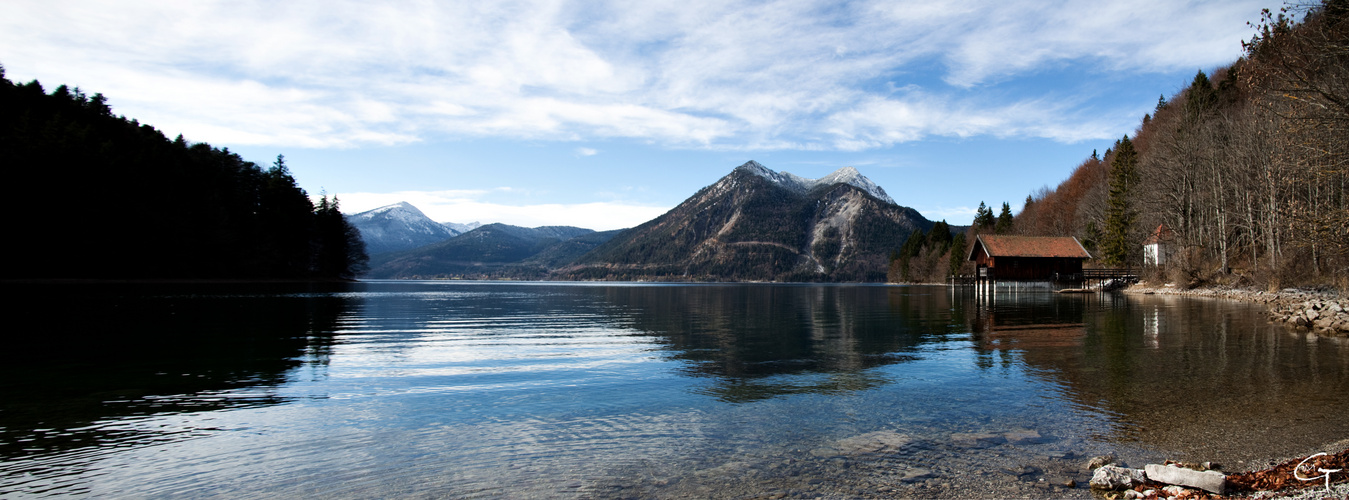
[1084,440,1349,500]
[1123,284,1349,337]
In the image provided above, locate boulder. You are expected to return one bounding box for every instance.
[1144,464,1227,494]
[1090,465,1147,490]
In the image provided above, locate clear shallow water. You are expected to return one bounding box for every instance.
[2,281,1347,498]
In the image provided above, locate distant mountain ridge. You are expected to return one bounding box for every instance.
[347,202,478,255]
[555,161,932,282]
[355,162,934,282]
[443,220,483,234]
[364,223,614,279]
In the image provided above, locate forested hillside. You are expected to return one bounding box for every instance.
[1006,2,1348,289]
[365,224,606,279]
[0,65,368,280]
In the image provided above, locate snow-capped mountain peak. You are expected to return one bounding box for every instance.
[348,201,476,254]
[735,161,896,205]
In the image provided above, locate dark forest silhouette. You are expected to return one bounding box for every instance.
[0,66,367,280]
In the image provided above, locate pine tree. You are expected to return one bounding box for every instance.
[949,233,968,276]
[897,229,927,281]
[995,202,1014,234]
[1100,135,1140,266]
[1185,70,1218,117]
[312,195,369,279]
[973,202,995,229]
[928,220,953,247]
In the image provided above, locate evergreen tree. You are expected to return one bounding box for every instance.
[312,195,370,279]
[259,154,317,277]
[995,202,1014,234]
[928,220,952,247]
[897,228,927,281]
[973,201,995,229]
[0,70,371,280]
[1100,135,1140,266]
[949,233,968,276]
[1082,221,1101,254]
[1185,70,1218,117]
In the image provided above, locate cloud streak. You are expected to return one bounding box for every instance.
[1,0,1263,150]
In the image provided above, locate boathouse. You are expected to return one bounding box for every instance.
[1142,223,1175,266]
[967,235,1092,282]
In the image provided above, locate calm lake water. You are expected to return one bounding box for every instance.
[2,281,1347,498]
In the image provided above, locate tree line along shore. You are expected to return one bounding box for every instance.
[891,2,1347,294]
[0,64,368,281]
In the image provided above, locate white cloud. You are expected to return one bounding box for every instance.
[575,147,599,156]
[920,205,980,223]
[924,0,1264,87]
[0,0,1263,150]
[334,190,668,231]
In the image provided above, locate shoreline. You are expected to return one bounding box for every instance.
[1115,284,1349,498]
[1122,283,1349,337]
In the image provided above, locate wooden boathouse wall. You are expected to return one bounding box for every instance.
[966,235,1092,285]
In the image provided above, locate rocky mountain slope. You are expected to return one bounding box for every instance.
[554,161,932,282]
[347,202,481,255]
[347,202,464,255]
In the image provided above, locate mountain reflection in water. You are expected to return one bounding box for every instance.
[1,281,1346,498]
[601,285,942,402]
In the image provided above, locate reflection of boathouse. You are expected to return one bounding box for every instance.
[967,235,1092,286]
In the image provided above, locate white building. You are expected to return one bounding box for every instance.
[1142,224,1175,266]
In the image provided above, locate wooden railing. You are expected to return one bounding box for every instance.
[1082,268,1137,280]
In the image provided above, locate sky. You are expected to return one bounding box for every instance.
[2,0,1268,230]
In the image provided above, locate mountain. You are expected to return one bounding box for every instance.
[442,221,482,234]
[364,223,607,279]
[742,162,897,205]
[555,161,932,282]
[347,202,465,255]
[522,229,625,269]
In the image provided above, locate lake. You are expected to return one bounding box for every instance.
[2,281,1347,498]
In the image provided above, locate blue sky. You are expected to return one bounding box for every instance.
[2,0,1266,230]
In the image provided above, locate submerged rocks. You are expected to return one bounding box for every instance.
[950,432,1005,448]
[814,430,913,456]
[1087,455,1119,471]
[1003,430,1042,444]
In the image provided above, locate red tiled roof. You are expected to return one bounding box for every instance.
[1142,224,1175,245]
[969,235,1091,260]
